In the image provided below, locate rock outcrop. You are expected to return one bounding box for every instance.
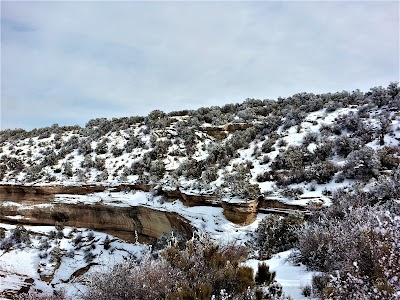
[1,201,193,243]
[0,184,310,230]
[0,184,106,195]
[199,123,253,140]
[258,198,307,211]
[221,199,258,225]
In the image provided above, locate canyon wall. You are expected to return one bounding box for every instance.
[0,202,193,243]
[0,184,308,235]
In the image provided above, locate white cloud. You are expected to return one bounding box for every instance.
[1,1,399,129]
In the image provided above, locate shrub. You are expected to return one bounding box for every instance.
[255,214,304,260]
[336,112,362,132]
[95,139,108,155]
[103,235,111,250]
[65,135,80,151]
[294,206,400,299]
[255,262,276,285]
[78,140,92,155]
[370,175,400,203]
[313,140,334,161]
[65,248,75,258]
[62,161,73,178]
[305,161,338,184]
[282,109,305,130]
[84,251,96,263]
[161,234,253,297]
[301,285,312,298]
[153,140,171,157]
[0,237,14,250]
[333,135,359,157]
[222,171,260,200]
[276,139,287,147]
[324,100,342,112]
[282,187,304,199]
[302,131,319,146]
[82,234,259,300]
[309,274,330,298]
[56,230,64,239]
[343,147,380,180]
[49,247,62,263]
[1,155,25,172]
[149,159,166,180]
[201,167,218,183]
[259,154,270,165]
[129,160,145,176]
[369,85,392,107]
[145,109,171,130]
[111,146,123,157]
[256,171,270,183]
[261,139,276,153]
[96,171,108,182]
[11,224,30,244]
[40,151,58,167]
[38,251,48,259]
[174,158,203,179]
[125,136,144,152]
[271,146,309,173]
[87,230,95,240]
[94,157,106,171]
[226,180,260,200]
[72,233,83,247]
[38,237,51,251]
[83,253,182,300]
[378,146,400,170]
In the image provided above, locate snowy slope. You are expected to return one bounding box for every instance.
[1,84,399,299]
[1,85,399,208]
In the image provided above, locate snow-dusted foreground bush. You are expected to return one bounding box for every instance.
[292,185,400,299]
[81,234,274,300]
[253,214,304,260]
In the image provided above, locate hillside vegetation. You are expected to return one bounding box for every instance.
[1,83,399,202]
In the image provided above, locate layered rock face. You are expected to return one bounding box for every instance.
[0,184,306,236]
[2,203,193,243]
[221,200,258,225]
[258,198,306,211]
[0,184,106,195]
[1,184,262,226]
[0,187,194,243]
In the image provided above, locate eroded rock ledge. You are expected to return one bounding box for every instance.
[0,184,308,228]
[1,202,193,243]
[0,184,107,195]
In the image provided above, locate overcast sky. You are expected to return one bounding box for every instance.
[1,1,399,130]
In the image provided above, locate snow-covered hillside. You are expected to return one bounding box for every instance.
[1,83,399,205]
[1,83,400,300]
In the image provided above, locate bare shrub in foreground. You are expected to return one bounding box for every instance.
[294,206,400,299]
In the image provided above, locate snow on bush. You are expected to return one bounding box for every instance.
[81,233,289,300]
[254,214,304,260]
[294,206,400,299]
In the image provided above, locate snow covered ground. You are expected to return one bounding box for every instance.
[0,224,147,299]
[245,250,315,300]
[1,191,316,299]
